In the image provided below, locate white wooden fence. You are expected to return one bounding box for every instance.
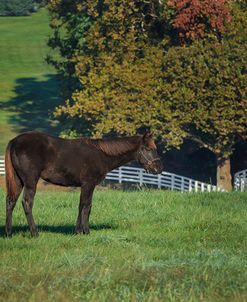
[234,169,247,192]
[0,157,218,192]
[105,166,219,192]
[0,156,4,176]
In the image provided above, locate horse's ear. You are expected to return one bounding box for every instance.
[142,131,153,143]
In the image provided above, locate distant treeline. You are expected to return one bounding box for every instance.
[0,0,44,16]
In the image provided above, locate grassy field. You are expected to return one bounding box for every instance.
[0,188,247,301]
[0,9,60,154]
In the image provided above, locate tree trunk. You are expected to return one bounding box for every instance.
[216,155,232,191]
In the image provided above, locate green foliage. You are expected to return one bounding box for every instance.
[0,188,247,301]
[0,1,5,15]
[0,0,38,16]
[49,0,176,138]
[160,37,247,156]
[47,0,92,100]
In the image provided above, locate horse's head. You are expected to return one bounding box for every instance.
[136,132,163,175]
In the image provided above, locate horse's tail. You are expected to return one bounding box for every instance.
[5,142,18,200]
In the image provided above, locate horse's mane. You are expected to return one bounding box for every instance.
[81,136,142,156]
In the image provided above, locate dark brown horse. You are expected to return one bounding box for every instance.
[5,131,163,237]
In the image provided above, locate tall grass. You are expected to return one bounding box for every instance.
[0,188,247,301]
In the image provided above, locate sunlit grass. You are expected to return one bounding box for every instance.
[0,188,247,301]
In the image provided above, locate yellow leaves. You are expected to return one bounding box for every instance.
[111,32,121,40]
[47,0,61,9]
[76,3,84,13]
[49,0,247,158]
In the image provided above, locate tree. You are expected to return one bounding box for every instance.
[46,0,92,105]
[47,0,168,101]
[0,0,38,16]
[160,37,247,190]
[164,1,246,191]
[48,0,171,136]
[48,0,246,190]
[167,0,232,42]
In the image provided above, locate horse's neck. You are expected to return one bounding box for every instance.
[106,151,137,172]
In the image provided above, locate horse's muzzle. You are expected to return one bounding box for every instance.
[146,160,163,175]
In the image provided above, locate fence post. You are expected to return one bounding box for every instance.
[234,176,238,191]
[119,167,122,184]
[158,174,161,189]
[241,178,244,192]
[201,183,205,192]
[195,181,198,192]
[189,179,192,192]
[171,174,175,191]
[207,184,211,192]
[181,177,185,192]
[140,169,143,186]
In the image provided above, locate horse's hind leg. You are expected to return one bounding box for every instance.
[22,181,39,237]
[5,180,23,237]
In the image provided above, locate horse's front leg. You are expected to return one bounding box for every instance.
[75,183,95,235]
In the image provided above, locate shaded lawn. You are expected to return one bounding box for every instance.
[0,188,247,301]
[0,9,60,154]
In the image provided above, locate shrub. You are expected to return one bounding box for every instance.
[0,0,38,16]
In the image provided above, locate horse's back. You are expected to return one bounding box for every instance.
[8,132,60,177]
[10,132,55,160]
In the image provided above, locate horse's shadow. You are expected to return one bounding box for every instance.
[0,223,117,237]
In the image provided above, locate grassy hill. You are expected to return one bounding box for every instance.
[0,9,60,154]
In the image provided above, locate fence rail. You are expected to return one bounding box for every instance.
[0,157,4,176]
[234,169,247,192]
[0,157,220,192]
[105,166,219,192]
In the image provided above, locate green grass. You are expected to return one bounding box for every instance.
[0,9,60,154]
[0,188,247,301]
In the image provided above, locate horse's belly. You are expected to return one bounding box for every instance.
[40,168,81,187]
